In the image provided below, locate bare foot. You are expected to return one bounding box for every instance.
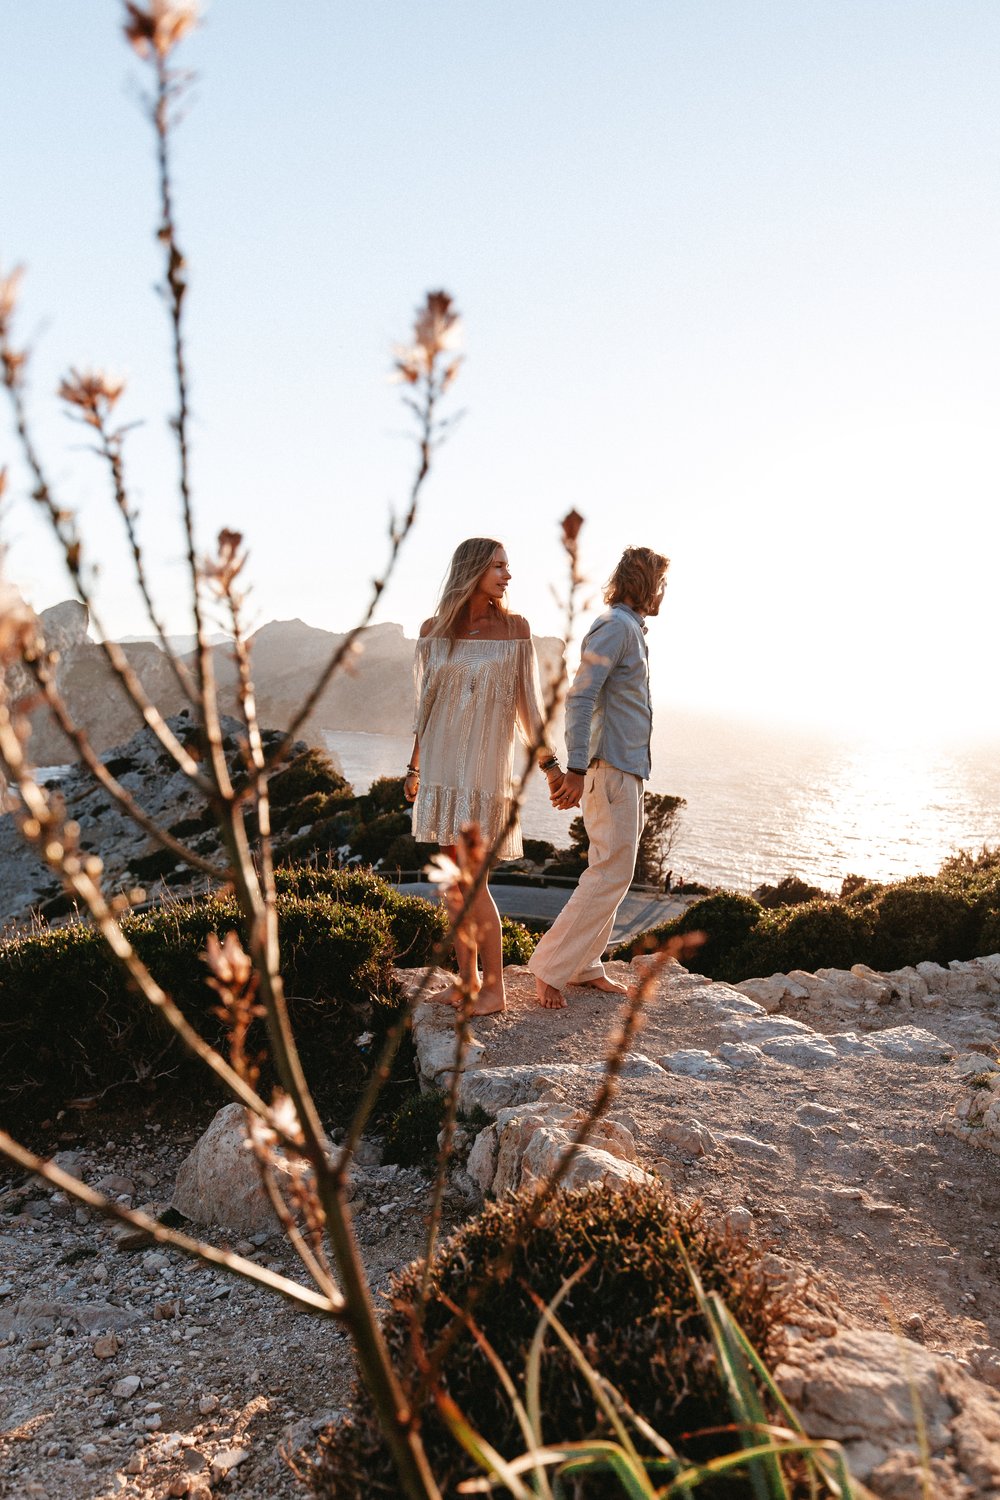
[535,978,567,1010]
[575,976,628,995]
[430,985,505,1016]
[469,987,506,1016]
[430,985,477,1009]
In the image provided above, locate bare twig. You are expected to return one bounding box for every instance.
[0,1129,341,1316]
[21,644,227,880]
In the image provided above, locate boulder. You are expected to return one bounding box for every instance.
[867,1027,954,1064]
[658,1048,731,1079]
[717,1041,765,1069]
[758,1034,839,1068]
[777,1326,1000,1495]
[519,1128,653,1193]
[172,1103,281,1236]
[733,974,808,1012]
[657,1118,716,1158]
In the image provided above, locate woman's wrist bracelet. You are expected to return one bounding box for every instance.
[406,763,419,775]
[539,755,559,772]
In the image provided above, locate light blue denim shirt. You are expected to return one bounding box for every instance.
[564,604,652,780]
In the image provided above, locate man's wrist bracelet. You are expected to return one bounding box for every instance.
[567,766,587,776]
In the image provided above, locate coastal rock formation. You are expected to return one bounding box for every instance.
[408,953,1000,1494]
[3,605,565,762]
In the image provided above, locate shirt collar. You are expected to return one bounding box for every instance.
[614,602,648,635]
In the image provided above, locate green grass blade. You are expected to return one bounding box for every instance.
[525,1260,592,1454]
[532,1299,654,1485]
[435,1388,535,1500]
[438,1289,553,1500]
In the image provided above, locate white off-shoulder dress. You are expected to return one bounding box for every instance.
[411,636,546,859]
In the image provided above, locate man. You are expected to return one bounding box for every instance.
[529,545,669,1010]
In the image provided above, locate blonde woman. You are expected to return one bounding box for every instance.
[403,538,560,1015]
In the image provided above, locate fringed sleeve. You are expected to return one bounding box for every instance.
[514,638,547,752]
[412,638,431,735]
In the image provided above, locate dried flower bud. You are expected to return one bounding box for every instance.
[390,290,462,385]
[424,852,462,889]
[202,528,247,595]
[0,265,24,337]
[0,567,39,667]
[414,290,461,360]
[123,0,199,60]
[58,368,126,429]
[202,930,254,990]
[561,508,584,545]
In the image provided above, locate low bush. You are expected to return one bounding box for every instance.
[274,866,448,967]
[306,1183,791,1499]
[268,748,350,810]
[869,879,977,970]
[500,916,537,964]
[616,891,764,979]
[752,874,824,910]
[749,899,873,977]
[0,891,400,1132]
[381,1089,447,1168]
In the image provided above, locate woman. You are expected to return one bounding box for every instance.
[403,538,561,1015]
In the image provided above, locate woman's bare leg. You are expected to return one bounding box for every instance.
[434,844,481,1005]
[470,880,505,1015]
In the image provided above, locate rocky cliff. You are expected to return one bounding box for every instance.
[6,607,565,762]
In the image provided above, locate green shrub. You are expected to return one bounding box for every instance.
[274,865,447,966]
[268,748,350,808]
[500,916,537,965]
[522,837,556,865]
[752,874,824,910]
[306,1183,790,1499]
[0,891,399,1132]
[381,1089,447,1167]
[977,908,1000,956]
[870,879,977,970]
[616,891,764,978]
[750,900,873,976]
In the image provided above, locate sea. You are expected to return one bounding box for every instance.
[323,711,1000,895]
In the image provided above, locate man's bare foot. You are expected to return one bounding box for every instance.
[535,978,567,1010]
[575,976,628,995]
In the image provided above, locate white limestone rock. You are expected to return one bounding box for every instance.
[827,1032,878,1057]
[733,974,808,1012]
[658,1048,731,1079]
[867,1026,954,1064]
[519,1128,653,1192]
[172,1102,280,1235]
[658,1118,716,1157]
[759,1034,839,1067]
[777,1326,1000,1494]
[815,966,893,1006]
[466,1126,498,1195]
[717,1041,765,1069]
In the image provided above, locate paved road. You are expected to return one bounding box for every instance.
[396,881,694,945]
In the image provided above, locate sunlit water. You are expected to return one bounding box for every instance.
[323,714,1000,893]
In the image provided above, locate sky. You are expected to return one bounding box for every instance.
[2,1,999,740]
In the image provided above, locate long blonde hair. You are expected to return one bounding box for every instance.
[604,546,670,615]
[429,537,509,638]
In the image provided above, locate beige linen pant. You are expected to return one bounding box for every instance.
[528,761,644,990]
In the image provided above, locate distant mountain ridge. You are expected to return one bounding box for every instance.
[7,605,565,763]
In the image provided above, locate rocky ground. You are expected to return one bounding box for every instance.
[3,951,1000,1497]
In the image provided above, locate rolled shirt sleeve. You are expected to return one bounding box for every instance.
[564,614,627,770]
[563,607,652,779]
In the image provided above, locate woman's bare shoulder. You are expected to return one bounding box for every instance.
[418,617,437,638]
[508,613,532,640]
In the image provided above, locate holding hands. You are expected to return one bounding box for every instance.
[550,768,584,810]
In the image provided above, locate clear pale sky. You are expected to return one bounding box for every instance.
[3,2,999,738]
